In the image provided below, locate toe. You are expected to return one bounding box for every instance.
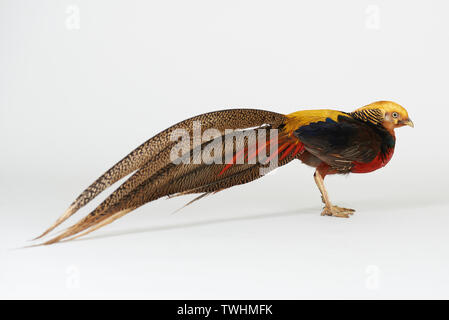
[321,206,352,218]
[333,206,355,214]
[335,213,350,218]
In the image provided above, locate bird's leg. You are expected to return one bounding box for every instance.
[313,169,355,218]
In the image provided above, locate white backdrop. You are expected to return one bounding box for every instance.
[1,0,448,299]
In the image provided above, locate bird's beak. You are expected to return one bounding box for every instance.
[400,119,414,128]
[404,119,415,128]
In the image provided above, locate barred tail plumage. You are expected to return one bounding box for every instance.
[36,109,305,244]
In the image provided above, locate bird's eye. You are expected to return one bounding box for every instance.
[392,112,399,118]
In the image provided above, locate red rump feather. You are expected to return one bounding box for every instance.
[218,135,304,177]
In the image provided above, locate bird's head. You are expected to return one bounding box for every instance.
[352,101,414,132]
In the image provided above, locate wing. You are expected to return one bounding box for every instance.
[293,115,382,172]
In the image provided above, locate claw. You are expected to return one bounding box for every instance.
[333,205,355,214]
[321,205,355,218]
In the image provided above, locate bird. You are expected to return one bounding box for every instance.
[34,100,413,245]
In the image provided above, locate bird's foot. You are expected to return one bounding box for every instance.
[321,205,355,218]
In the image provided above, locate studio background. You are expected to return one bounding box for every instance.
[1,0,448,299]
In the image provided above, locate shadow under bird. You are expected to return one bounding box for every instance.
[34,100,413,245]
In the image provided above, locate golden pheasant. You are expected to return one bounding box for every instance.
[35,100,413,245]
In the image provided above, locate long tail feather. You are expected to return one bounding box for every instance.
[35,109,285,240]
[41,146,256,244]
[36,109,304,244]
